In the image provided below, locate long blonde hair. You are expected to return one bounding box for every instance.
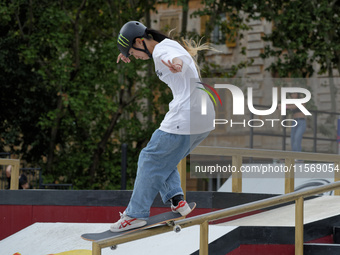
[146,28,216,77]
[180,38,215,77]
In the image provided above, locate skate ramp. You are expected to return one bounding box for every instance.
[0,222,236,255]
[219,196,340,227]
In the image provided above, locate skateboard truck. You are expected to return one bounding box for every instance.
[166,220,182,233]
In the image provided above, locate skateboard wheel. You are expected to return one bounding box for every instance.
[173,225,181,233]
[110,245,117,250]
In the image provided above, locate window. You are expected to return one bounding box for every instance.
[200,13,237,47]
[160,15,180,34]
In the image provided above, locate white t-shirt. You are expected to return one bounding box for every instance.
[152,39,215,135]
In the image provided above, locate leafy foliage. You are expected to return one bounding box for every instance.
[5,0,337,189]
[0,0,169,189]
[248,0,340,139]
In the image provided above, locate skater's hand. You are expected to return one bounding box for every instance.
[117,53,131,64]
[161,57,183,73]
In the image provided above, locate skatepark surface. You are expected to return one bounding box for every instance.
[0,222,236,255]
[2,195,339,255]
[220,196,340,227]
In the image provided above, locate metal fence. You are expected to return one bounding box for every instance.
[0,154,73,190]
[250,105,340,153]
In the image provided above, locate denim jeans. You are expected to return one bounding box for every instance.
[291,118,306,152]
[125,129,210,219]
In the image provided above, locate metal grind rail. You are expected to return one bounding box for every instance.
[92,181,340,255]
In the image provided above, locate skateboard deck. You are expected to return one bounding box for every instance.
[81,202,196,242]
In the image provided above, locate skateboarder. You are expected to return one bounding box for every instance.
[111,21,215,232]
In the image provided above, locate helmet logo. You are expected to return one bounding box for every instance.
[118,34,129,48]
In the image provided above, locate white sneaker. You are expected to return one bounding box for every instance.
[171,200,191,216]
[110,212,147,232]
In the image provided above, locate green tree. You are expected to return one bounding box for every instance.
[254,1,315,78]
[0,1,57,163]
[0,0,258,189]
[308,0,340,113]
[0,0,170,189]
[252,0,340,111]
[249,0,340,146]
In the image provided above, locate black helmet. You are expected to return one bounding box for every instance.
[117,21,148,57]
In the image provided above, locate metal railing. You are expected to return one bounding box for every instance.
[250,105,340,153]
[91,181,340,255]
[91,147,340,255]
[0,159,73,190]
[190,146,340,194]
[0,159,20,190]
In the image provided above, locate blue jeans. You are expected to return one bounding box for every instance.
[291,118,306,152]
[125,129,210,219]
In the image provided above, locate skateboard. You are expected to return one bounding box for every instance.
[81,202,196,247]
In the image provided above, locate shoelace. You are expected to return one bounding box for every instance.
[119,212,124,220]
